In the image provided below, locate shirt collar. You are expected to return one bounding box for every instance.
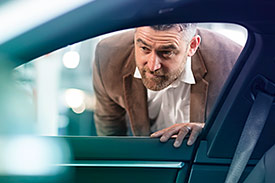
[134,66,142,78]
[134,56,196,87]
[177,56,196,84]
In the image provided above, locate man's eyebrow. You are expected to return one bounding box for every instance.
[136,38,151,48]
[159,44,177,50]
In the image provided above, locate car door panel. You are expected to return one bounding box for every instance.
[189,164,254,183]
[50,136,194,183]
[189,140,256,183]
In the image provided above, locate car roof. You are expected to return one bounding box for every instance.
[0,0,274,67]
[0,0,92,45]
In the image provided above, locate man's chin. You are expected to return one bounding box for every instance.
[142,78,168,91]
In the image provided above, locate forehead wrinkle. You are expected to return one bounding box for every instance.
[136,38,152,48]
[159,44,177,50]
[136,30,182,49]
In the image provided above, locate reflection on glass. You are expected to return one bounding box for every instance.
[14,23,247,136]
[0,136,71,176]
[0,60,72,179]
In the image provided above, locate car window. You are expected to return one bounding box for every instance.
[13,23,247,136]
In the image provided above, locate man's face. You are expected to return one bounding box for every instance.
[134,26,191,91]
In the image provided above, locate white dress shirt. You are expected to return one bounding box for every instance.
[134,57,196,132]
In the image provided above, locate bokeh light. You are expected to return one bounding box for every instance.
[62,51,80,69]
[64,88,85,109]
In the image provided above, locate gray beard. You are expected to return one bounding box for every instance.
[140,66,183,91]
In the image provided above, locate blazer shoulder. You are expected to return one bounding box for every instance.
[197,28,243,53]
[196,28,243,68]
[93,30,136,91]
[97,29,135,50]
[95,29,135,66]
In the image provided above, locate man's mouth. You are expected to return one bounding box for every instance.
[146,72,164,78]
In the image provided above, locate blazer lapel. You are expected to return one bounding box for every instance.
[123,74,150,136]
[123,46,150,136]
[190,49,209,123]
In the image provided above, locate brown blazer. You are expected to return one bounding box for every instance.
[93,28,242,136]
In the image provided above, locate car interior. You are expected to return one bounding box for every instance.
[0,0,274,183]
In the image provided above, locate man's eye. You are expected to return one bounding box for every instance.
[161,51,173,58]
[141,47,149,51]
[140,46,150,53]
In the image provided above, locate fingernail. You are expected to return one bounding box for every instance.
[151,132,159,137]
[160,136,166,142]
[174,141,180,148]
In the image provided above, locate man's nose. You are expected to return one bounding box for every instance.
[148,52,161,71]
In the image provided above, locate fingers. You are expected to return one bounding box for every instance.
[159,127,179,143]
[150,124,190,147]
[150,129,166,138]
[150,125,179,141]
[174,126,190,148]
[158,126,180,143]
[187,123,204,146]
[150,123,204,148]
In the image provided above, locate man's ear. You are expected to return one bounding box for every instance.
[187,35,201,57]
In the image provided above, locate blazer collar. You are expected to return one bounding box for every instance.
[191,47,208,82]
[122,48,150,136]
[190,47,209,123]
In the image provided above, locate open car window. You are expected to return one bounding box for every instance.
[13,23,247,136]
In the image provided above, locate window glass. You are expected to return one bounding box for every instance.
[14,23,247,136]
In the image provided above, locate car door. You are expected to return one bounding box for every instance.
[1,0,275,183]
[53,136,194,183]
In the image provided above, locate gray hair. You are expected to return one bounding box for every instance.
[150,23,197,41]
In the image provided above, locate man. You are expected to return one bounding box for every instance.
[93,24,242,147]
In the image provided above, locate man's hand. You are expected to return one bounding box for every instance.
[150,123,205,148]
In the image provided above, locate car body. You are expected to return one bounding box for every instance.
[0,0,274,183]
